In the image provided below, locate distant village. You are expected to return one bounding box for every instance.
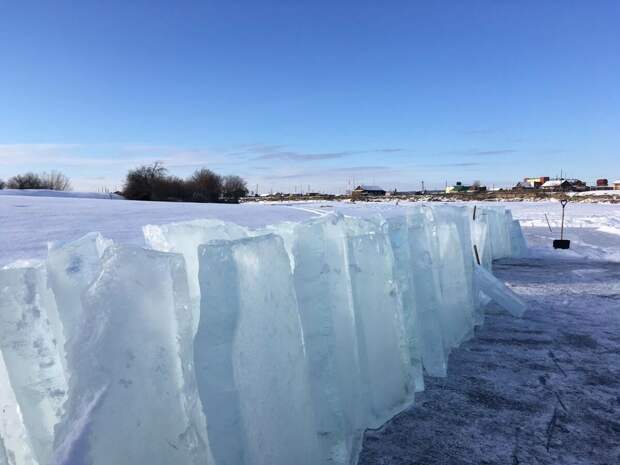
[446,176,620,194]
[245,176,620,202]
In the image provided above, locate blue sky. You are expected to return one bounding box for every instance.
[0,0,618,193]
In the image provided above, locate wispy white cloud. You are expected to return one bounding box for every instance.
[252,146,405,162]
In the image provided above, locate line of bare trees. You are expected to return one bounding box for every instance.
[0,171,72,191]
[122,162,248,203]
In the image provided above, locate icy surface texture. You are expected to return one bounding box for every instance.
[290,215,365,463]
[0,263,67,465]
[51,245,211,465]
[0,204,527,465]
[0,352,39,465]
[46,233,111,364]
[402,206,448,377]
[143,219,248,332]
[195,234,320,465]
[510,219,529,257]
[382,215,425,391]
[346,229,415,428]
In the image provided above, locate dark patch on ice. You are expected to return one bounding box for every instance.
[561,332,599,349]
[66,255,83,274]
[585,372,619,387]
[49,388,66,398]
[465,387,537,412]
[118,378,133,388]
[476,336,552,348]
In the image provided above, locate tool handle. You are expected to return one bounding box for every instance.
[560,199,568,239]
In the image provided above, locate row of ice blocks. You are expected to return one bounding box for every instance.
[0,204,527,465]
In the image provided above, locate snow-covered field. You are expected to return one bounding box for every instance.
[0,189,123,200]
[1,194,619,265]
[0,193,619,465]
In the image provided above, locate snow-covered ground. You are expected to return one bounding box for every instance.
[1,195,619,265]
[0,194,316,265]
[0,189,123,200]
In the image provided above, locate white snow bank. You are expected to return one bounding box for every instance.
[0,189,123,200]
[569,189,619,197]
[597,225,620,236]
[507,201,620,230]
[0,204,526,465]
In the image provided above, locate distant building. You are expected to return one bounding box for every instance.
[445,181,487,194]
[522,176,550,188]
[589,179,611,191]
[351,185,386,199]
[614,181,620,191]
[514,181,533,190]
[541,178,587,191]
[566,179,587,190]
[445,181,470,194]
[541,179,570,190]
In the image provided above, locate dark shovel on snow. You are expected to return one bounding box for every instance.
[553,199,570,249]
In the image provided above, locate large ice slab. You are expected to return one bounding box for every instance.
[510,219,528,257]
[473,265,527,317]
[346,230,415,428]
[0,263,67,465]
[46,233,111,365]
[195,234,320,465]
[291,214,365,463]
[51,245,211,465]
[383,215,425,391]
[403,206,448,377]
[435,214,476,350]
[0,351,39,465]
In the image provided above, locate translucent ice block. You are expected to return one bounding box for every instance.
[0,264,67,465]
[195,234,320,465]
[346,231,415,428]
[51,246,211,465]
[46,233,111,364]
[143,219,248,333]
[473,264,527,317]
[291,214,365,463]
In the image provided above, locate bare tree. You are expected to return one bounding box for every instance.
[188,168,222,202]
[222,175,249,202]
[122,163,246,203]
[7,172,45,189]
[472,180,481,188]
[123,162,169,200]
[6,171,72,190]
[42,171,72,191]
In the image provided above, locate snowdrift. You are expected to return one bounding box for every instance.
[0,189,123,200]
[0,204,527,465]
